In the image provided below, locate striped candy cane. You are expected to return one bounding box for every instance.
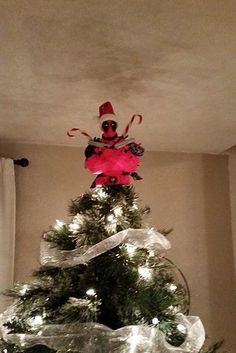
[67,127,92,140]
[122,114,143,137]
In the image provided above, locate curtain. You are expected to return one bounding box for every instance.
[0,158,16,312]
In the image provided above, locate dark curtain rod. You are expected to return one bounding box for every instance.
[13,158,29,167]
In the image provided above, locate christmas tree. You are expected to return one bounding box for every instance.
[0,103,223,353]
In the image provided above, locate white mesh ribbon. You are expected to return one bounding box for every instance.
[0,313,205,353]
[40,228,171,267]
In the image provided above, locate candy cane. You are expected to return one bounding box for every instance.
[67,128,92,140]
[122,114,143,137]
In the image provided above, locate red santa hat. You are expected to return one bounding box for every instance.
[99,101,118,126]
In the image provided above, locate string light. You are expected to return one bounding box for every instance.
[27,315,43,328]
[86,288,96,296]
[54,219,65,230]
[167,305,179,314]
[68,214,84,233]
[138,266,152,280]
[68,222,80,233]
[148,250,155,257]
[126,244,136,256]
[168,283,177,291]
[106,219,117,234]
[19,284,29,295]
[114,206,123,217]
[107,214,115,222]
[93,188,108,200]
[74,214,84,223]
[152,317,159,325]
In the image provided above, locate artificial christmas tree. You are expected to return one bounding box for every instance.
[0,103,223,353]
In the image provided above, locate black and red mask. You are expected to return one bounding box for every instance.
[102,120,118,139]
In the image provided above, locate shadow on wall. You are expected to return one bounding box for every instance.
[202,154,236,351]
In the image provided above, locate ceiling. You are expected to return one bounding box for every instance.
[0,0,236,154]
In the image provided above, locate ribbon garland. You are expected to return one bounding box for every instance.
[0,312,205,353]
[40,228,171,268]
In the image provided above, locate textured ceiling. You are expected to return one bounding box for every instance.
[0,0,236,153]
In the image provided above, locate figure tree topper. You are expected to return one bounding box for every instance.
[67,102,144,187]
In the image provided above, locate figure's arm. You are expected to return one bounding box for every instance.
[84,138,102,158]
[85,145,96,158]
[128,142,145,156]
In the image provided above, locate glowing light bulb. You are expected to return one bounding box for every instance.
[107,214,115,222]
[74,213,84,222]
[106,213,117,234]
[126,244,136,256]
[114,206,123,217]
[169,283,177,291]
[167,305,179,314]
[93,188,108,200]
[152,317,159,325]
[148,250,155,257]
[68,222,80,233]
[177,323,187,334]
[86,288,96,296]
[132,203,138,210]
[138,266,152,280]
[19,284,29,295]
[55,219,64,230]
[27,315,43,328]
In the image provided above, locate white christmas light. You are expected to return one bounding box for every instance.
[86,288,96,296]
[19,284,29,295]
[27,315,43,328]
[148,250,155,257]
[138,266,152,280]
[152,317,159,325]
[167,305,179,314]
[107,214,115,222]
[106,213,117,234]
[54,219,65,230]
[74,213,84,223]
[169,283,177,291]
[126,244,136,256]
[68,214,84,233]
[93,188,108,200]
[114,206,123,217]
[68,222,80,233]
[177,323,187,334]
[132,203,138,210]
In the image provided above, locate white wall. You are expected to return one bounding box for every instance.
[228,147,236,285]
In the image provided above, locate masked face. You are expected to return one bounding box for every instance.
[102,120,117,138]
